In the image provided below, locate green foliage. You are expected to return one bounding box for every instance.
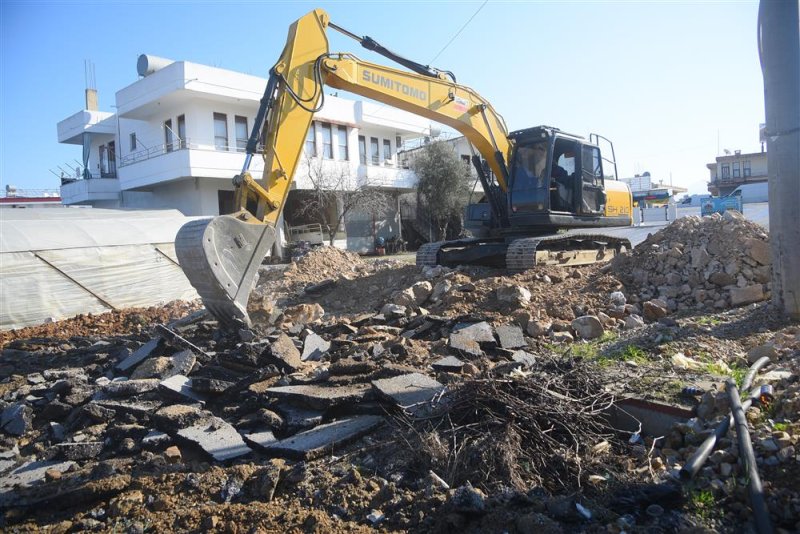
[411,141,473,240]
[773,422,789,432]
[695,315,722,326]
[690,489,716,519]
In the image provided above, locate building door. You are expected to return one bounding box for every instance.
[218,190,235,215]
[107,141,116,176]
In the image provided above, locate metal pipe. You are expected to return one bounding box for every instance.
[680,356,771,481]
[726,380,774,534]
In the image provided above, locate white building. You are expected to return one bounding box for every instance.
[56,55,434,252]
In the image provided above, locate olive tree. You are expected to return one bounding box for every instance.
[411,140,473,241]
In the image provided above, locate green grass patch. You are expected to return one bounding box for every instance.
[695,315,723,326]
[773,422,789,432]
[690,489,717,520]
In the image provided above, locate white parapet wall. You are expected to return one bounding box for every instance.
[0,208,200,330]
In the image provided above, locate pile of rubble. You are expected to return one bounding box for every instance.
[1,217,799,532]
[614,212,772,313]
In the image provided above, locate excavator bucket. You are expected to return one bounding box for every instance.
[175,214,276,329]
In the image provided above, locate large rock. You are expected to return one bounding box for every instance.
[746,238,771,266]
[301,333,330,362]
[1,403,32,436]
[496,285,531,306]
[709,272,736,287]
[571,315,604,340]
[746,343,779,364]
[526,320,552,337]
[730,285,765,306]
[643,299,669,321]
[495,325,526,349]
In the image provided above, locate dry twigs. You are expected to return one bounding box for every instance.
[395,357,621,492]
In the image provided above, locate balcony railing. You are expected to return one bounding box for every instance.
[120,138,263,167]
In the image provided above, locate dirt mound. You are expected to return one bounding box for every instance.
[283,246,366,285]
[0,301,200,347]
[613,212,771,313]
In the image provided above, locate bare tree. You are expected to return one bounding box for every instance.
[411,140,473,241]
[295,154,391,246]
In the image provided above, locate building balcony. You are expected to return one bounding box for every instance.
[357,164,417,190]
[60,177,121,205]
[57,110,116,144]
[117,138,264,190]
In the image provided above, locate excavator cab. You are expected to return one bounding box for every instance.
[506,126,610,229]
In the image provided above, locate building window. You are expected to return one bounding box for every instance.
[396,136,402,151]
[382,139,392,166]
[99,145,107,176]
[130,133,137,152]
[461,154,471,170]
[721,164,730,180]
[337,126,348,161]
[235,116,248,152]
[358,135,366,164]
[177,115,186,149]
[214,113,228,150]
[108,141,116,175]
[370,137,379,165]
[743,160,751,177]
[164,119,173,152]
[321,123,333,159]
[733,161,740,178]
[305,122,317,157]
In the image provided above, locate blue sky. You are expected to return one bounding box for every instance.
[1,0,763,195]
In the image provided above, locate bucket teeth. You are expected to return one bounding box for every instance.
[175,215,276,329]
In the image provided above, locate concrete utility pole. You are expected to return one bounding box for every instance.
[759,0,800,319]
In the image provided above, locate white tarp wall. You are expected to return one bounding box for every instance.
[1,209,200,331]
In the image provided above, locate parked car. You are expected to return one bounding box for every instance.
[727,182,768,203]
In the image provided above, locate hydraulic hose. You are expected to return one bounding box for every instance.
[726,379,774,534]
[679,356,771,481]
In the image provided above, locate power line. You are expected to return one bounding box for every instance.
[428,0,489,64]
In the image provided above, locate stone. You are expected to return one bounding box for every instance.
[164,445,182,463]
[131,349,196,380]
[609,291,627,306]
[262,416,383,460]
[691,247,710,269]
[746,343,779,364]
[495,325,526,349]
[301,333,330,362]
[264,334,302,373]
[623,314,645,330]
[159,375,208,404]
[409,281,433,304]
[642,299,669,321]
[192,377,235,395]
[273,404,325,433]
[372,373,445,416]
[430,279,454,302]
[496,285,531,305]
[709,272,736,287]
[1,403,32,436]
[571,316,604,340]
[157,408,252,462]
[244,429,278,450]
[116,338,162,372]
[526,320,551,337]
[550,331,574,343]
[282,303,324,326]
[0,461,76,492]
[511,350,537,369]
[267,383,370,411]
[730,285,765,306]
[746,238,771,265]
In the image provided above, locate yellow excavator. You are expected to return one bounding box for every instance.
[175,8,633,328]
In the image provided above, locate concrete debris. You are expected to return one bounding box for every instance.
[265,383,371,411]
[431,356,466,373]
[372,373,445,416]
[261,416,383,459]
[264,333,302,372]
[571,315,604,340]
[130,349,196,380]
[159,375,208,404]
[301,333,330,362]
[116,337,162,372]
[495,324,526,349]
[1,403,33,436]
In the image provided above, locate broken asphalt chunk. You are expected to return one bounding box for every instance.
[52,441,104,461]
[431,356,466,373]
[130,349,196,380]
[1,403,32,436]
[154,405,251,462]
[273,404,324,433]
[261,416,383,460]
[511,350,537,369]
[265,384,371,411]
[154,324,211,363]
[301,333,330,362]
[116,337,162,372]
[159,375,209,404]
[263,333,302,373]
[103,379,160,397]
[495,325,526,349]
[371,373,445,416]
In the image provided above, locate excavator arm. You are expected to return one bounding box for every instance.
[176,8,513,328]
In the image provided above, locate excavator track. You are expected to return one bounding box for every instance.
[416,241,446,267]
[506,233,630,271]
[175,215,276,329]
